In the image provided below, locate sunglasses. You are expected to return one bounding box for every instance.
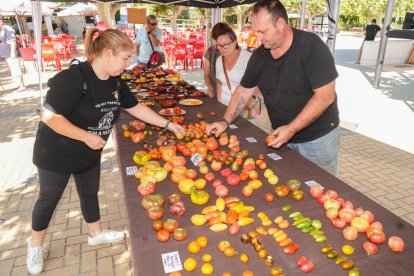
[150,22,158,26]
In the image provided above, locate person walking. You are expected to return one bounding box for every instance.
[135,14,163,66]
[0,17,25,91]
[27,28,184,275]
[207,0,340,176]
[61,19,69,35]
[356,19,381,63]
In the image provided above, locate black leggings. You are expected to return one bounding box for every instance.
[32,165,101,231]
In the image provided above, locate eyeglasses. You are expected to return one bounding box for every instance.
[150,22,158,26]
[215,40,234,49]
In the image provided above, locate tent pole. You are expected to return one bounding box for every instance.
[31,0,43,106]
[326,0,342,55]
[300,0,306,30]
[373,0,395,87]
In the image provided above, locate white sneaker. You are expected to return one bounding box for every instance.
[88,229,125,246]
[27,241,46,275]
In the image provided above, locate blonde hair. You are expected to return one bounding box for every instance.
[84,28,134,63]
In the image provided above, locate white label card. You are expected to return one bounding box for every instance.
[229,124,238,129]
[191,153,203,166]
[267,153,282,160]
[304,180,324,189]
[246,137,258,143]
[126,166,137,176]
[161,251,182,273]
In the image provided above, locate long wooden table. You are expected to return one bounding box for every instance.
[113,97,414,275]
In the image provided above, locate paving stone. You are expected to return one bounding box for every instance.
[97,256,114,276]
[81,250,97,273]
[44,264,80,276]
[43,257,64,271]
[115,262,132,276]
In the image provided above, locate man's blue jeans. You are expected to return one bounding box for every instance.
[288,127,340,176]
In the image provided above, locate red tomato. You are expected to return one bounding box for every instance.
[309,185,323,198]
[296,256,307,266]
[363,242,378,255]
[388,236,405,252]
[343,226,358,241]
[283,244,299,254]
[242,185,254,198]
[173,228,188,241]
[164,108,171,115]
[370,221,384,231]
[325,189,338,199]
[331,218,347,228]
[215,185,229,198]
[367,230,386,245]
[163,219,179,233]
[317,193,331,204]
[325,207,339,220]
[360,210,375,224]
[338,208,356,223]
[173,107,182,114]
[157,229,170,242]
[265,193,274,202]
[227,174,241,186]
[300,261,314,273]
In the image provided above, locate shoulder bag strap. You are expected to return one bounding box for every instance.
[147,32,155,53]
[222,57,231,90]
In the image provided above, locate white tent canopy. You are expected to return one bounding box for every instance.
[0,0,56,16]
[56,3,97,17]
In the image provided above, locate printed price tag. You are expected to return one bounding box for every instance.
[191,153,203,166]
[161,251,182,273]
[304,180,324,189]
[267,153,282,160]
[229,124,238,129]
[246,137,258,143]
[126,166,138,176]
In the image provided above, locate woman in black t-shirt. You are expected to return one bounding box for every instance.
[27,28,184,275]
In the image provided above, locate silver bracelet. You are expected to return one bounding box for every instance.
[164,120,171,130]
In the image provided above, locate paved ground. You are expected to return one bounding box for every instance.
[0,32,413,275]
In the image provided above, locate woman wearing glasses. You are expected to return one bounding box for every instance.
[214,23,252,106]
[135,14,163,66]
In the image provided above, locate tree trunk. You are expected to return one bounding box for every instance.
[307,13,314,30]
[170,6,185,35]
[237,14,243,31]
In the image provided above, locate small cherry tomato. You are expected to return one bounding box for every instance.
[342,245,355,255]
[296,256,307,266]
[265,193,274,202]
[301,261,314,272]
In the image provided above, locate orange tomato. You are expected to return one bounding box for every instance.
[224,246,236,257]
[248,170,259,180]
[242,270,254,276]
[188,241,201,254]
[239,253,249,263]
[222,273,232,276]
[202,253,212,262]
[169,272,182,276]
[197,236,208,248]
[218,240,231,252]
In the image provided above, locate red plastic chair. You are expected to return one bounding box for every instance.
[171,43,188,71]
[41,43,61,71]
[19,47,38,72]
[187,43,205,70]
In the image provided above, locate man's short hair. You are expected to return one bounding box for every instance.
[253,0,288,25]
[146,14,157,23]
[371,19,377,24]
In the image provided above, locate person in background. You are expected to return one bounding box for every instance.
[356,19,381,63]
[61,19,69,35]
[213,22,253,106]
[0,17,25,91]
[27,28,184,275]
[135,14,163,66]
[51,20,59,35]
[207,0,340,176]
[203,23,222,99]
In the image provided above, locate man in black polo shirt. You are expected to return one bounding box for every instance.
[357,19,381,63]
[207,0,340,175]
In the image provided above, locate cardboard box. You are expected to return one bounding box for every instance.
[127,9,147,24]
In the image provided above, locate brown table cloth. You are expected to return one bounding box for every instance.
[113,97,414,275]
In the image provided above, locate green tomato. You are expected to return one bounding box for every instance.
[348,268,361,276]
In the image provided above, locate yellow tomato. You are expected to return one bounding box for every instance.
[184,258,197,272]
[197,236,208,248]
[201,263,214,275]
[188,241,201,254]
[194,179,207,190]
[202,253,212,262]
